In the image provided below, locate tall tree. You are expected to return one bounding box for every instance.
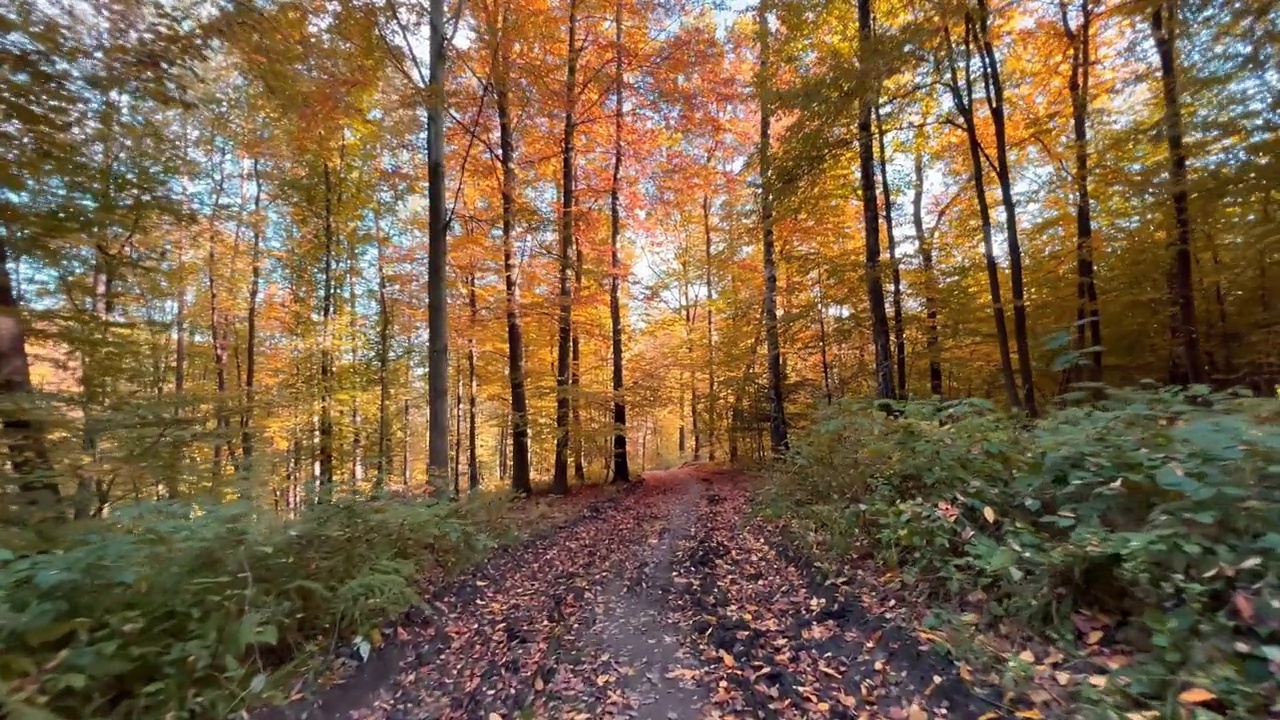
[942,20,1020,411]
[552,0,581,494]
[426,0,451,495]
[1151,0,1205,385]
[859,0,895,400]
[974,0,1037,416]
[609,0,630,484]
[1058,0,1102,382]
[758,0,789,454]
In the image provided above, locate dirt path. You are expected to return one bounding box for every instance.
[267,467,997,720]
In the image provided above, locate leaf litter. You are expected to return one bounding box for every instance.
[258,467,1001,720]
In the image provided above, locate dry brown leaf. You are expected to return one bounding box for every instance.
[1054,671,1071,686]
[1177,687,1216,704]
[959,664,973,682]
[1088,675,1108,688]
[908,704,928,720]
[1085,630,1104,645]
[1233,591,1256,623]
[720,650,736,668]
[1017,650,1035,663]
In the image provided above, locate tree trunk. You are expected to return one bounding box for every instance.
[944,20,1020,411]
[816,268,833,404]
[758,0,789,454]
[241,158,262,480]
[426,0,452,495]
[609,0,631,483]
[858,0,895,401]
[0,236,58,510]
[702,194,717,460]
[1151,0,1205,385]
[495,34,532,494]
[375,200,391,490]
[453,351,462,496]
[1058,0,1102,382]
[348,210,364,487]
[318,160,336,503]
[912,143,943,396]
[974,0,1037,416]
[467,274,480,492]
[572,238,585,484]
[552,0,580,495]
[875,104,906,398]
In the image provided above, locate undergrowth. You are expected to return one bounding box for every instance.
[761,385,1280,719]
[0,493,517,719]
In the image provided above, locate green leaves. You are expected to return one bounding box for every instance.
[768,389,1280,718]
[0,498,505,719]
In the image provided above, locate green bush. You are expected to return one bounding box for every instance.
[763,386,1280,717]
[0,496,503,719]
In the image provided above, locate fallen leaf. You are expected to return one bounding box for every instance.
[908,704,928,720]
[534,676,544,691]
[1177,687,1216,704]
[488,714,502,720]
[983,506,996,523]
[1015,711,1043,719]
[1088,675,1108,688]
[1085,630,1104,645]
[959,664,973,682]
[1054,671,1071,686]
[720,650,736,668]
[1017,650,1035,663]
[1233,591,1256,623]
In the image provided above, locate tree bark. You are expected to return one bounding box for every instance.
[318,160,336,502]
[974,0,1037,416]
[375,199,391,490]
[944,20,1021,411]
[912,142,943,396]
[426,0,451,495]
[0,236,58,510]
[875,104,906,398]
[552,0,580,495]
[1058,0,1102,382]
[1151,0,1205,385]
[858,0,895,401]
[467,274,480,492]
[702,194,717,460]
[496,65,531,494]
[609,0,630,483]
[816,267,833,404]
[758,0,789,454]
[241,158,262,479]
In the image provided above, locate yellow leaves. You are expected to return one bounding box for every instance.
[1177,687,1216,704]
[1085,630,1104,645]
[1017,649,1035,663]
[1087,675,1108,688]
[1054,671,1071,686]
[1014,710,1043,719]
[982,506,997,523]
[959,663,973,682]
[596,673,612,685]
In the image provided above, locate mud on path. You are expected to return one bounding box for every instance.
[265,467,997,720]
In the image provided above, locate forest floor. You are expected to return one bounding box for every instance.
[262,466,1002,720]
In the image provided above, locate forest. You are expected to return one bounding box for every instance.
[0,0,1277,716]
